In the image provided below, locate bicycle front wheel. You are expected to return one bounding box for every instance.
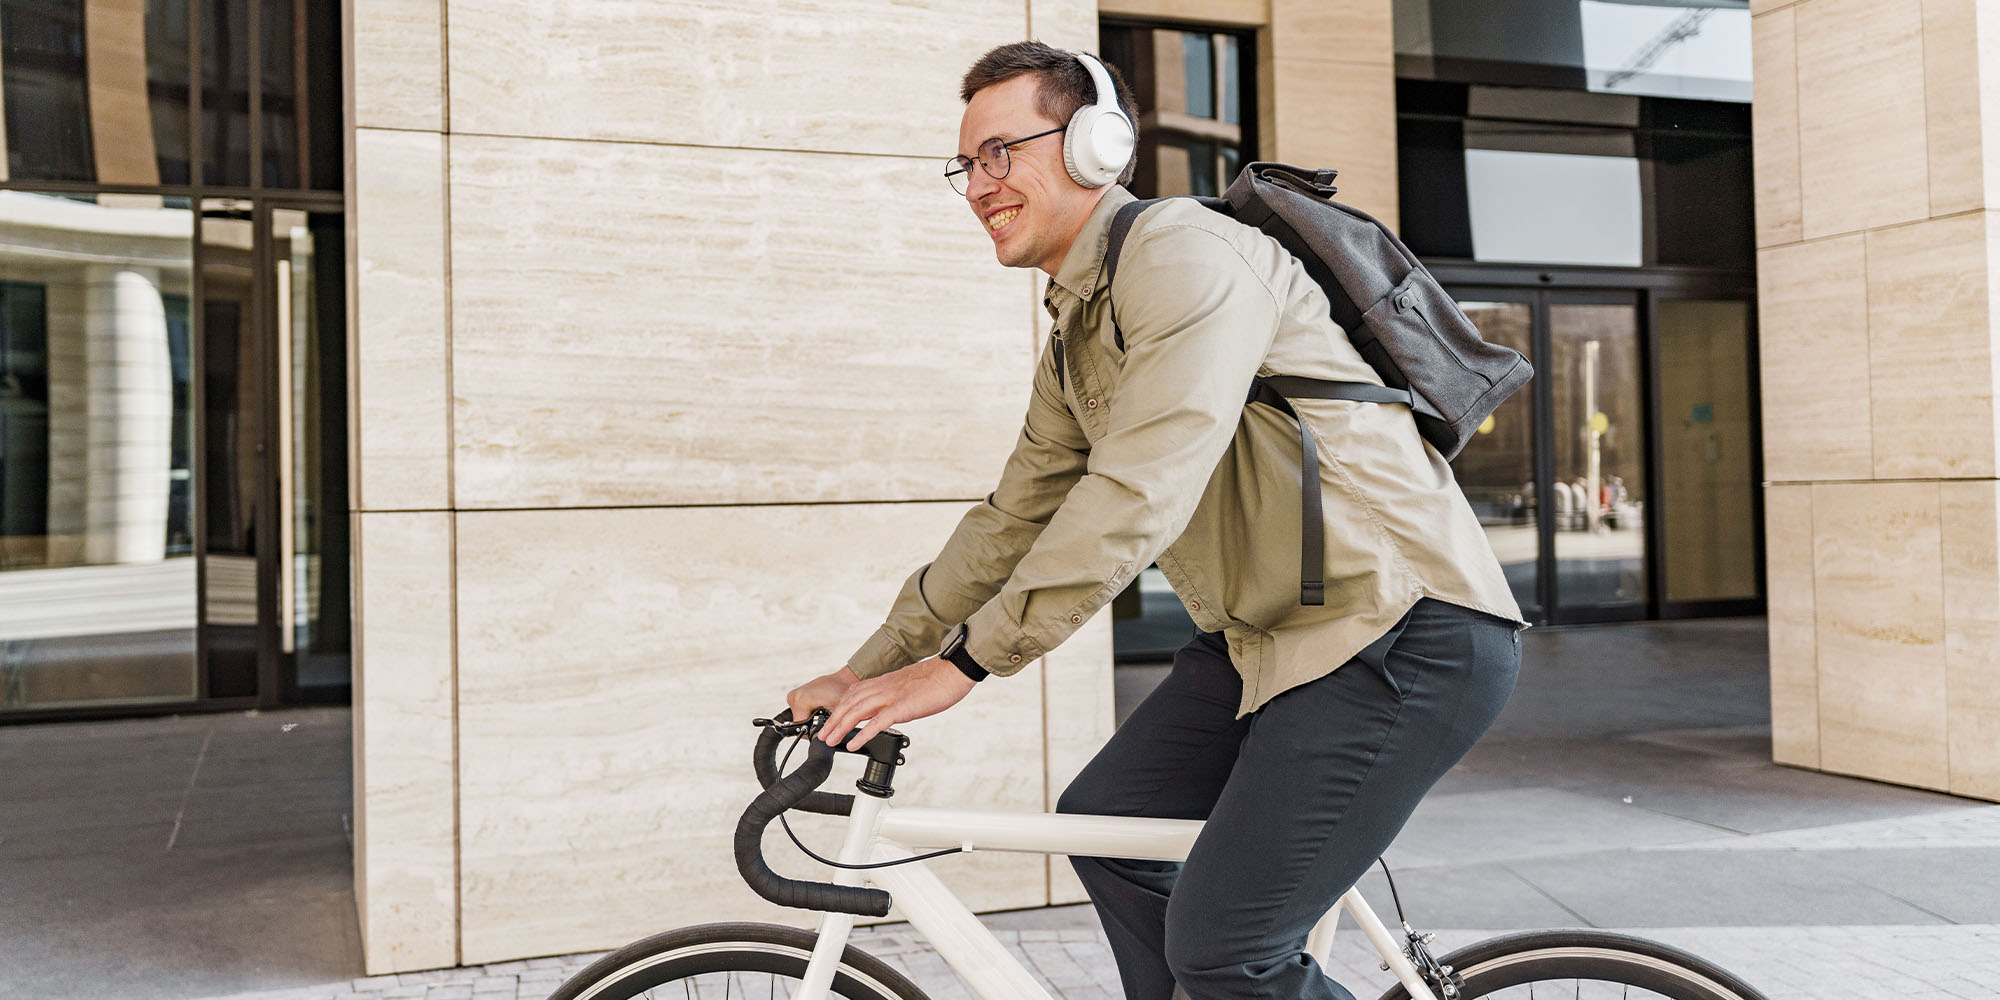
[1374,930,1769,1000]
[548,922,932,1000]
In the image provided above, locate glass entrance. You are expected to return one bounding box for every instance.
[1549,295,1648,618]
[1448,286,1750,625]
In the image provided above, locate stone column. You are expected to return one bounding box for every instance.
[1753,0,2000,801]
[1263,0,1400,227]
[81,264,172,566]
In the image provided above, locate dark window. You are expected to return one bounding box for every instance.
[1101,21,1258,199]
[2,0,95,182]
[0,281,50,545]
[203,0,251,186]
[1396,80,1752,271]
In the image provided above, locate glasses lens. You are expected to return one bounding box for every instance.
[946,156,972,195]
[980,137,1011,181]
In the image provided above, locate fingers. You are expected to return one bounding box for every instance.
[823,677,899,750]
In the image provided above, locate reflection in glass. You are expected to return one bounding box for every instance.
[1658,299,1757,602]
[1578,1,1751,102]
[0,0,192,185]
[272,208,348,692]
[1448,301,1539,616]
[1392,0,1751,103]
[1100,26,1250,199]
[199,200,257,697]
[2,0,95,181]
[203,0,250,186]
[1465,149,1642,267]
[0,191,197,710]
[1551,304,1647,610]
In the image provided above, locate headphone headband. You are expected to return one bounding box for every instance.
[1072,51,1124,119]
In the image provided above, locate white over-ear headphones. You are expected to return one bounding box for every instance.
[1063,51,1136,189]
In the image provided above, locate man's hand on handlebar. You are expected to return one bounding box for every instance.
[786,668,860,724]
[819,657,976,751]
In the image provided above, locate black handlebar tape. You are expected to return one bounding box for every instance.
[754,712,855,816]
[735,737,892,918]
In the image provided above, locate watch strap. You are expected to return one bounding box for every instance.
[941,634,988,682]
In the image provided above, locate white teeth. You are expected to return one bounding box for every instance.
[987,208,1020,231]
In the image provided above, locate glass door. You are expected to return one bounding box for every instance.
[1445,291,1541,620]
[192,199,350,707]
[264,204,349,702]
[1449,288,1652,624]
[1548,293,1649,622]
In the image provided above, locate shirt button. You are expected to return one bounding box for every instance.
[1086,398,1099,409]
[1070,614,1083,624]
[1008,653,1023,664]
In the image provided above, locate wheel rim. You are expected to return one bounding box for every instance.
[1451,945,1745,1000]
[572,941,910,1000]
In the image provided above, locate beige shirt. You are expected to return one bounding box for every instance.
[848,186,1523,716]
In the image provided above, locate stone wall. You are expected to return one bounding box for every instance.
[1752,0,2000,802]
[346,0,1111,972]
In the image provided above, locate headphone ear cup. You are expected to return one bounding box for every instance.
[1063,106,1134,188]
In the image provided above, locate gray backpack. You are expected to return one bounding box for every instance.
[1103,162,1533,606]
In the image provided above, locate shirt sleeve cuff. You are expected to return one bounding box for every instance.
[846,627,918,680]
[964,601,1046,677]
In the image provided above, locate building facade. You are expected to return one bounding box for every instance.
[3,0,1996,976]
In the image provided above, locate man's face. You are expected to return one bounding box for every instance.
[957,74,1106,275]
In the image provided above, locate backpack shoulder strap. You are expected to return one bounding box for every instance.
[1101,198,1160,353]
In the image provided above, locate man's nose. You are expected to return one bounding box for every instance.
[965,161,1001,203]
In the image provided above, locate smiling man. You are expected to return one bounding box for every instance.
[789,41,1525,1000]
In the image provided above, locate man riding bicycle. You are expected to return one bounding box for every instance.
[789,41,1525,1000]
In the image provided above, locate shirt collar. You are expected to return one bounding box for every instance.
[1045,185,1136,306]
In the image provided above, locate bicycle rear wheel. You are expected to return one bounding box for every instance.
[1373,930,1768,1000]
[548,922,932,1000]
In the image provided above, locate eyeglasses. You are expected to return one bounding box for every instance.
[944,125,1066,195]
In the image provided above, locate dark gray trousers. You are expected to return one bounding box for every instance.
[1056,598,1520,1000]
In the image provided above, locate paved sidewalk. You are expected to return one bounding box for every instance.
[13,618,2000,999]
[193,803,2000,1000]
[188,919,2000,1000]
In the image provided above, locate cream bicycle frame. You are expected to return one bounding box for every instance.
[796,793,1443,1000]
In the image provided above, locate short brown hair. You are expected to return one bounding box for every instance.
[961,41,1141,186]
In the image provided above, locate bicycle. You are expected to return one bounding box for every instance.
[551,711,1770,1000]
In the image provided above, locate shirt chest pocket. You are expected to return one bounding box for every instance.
[1056,326,1119,441]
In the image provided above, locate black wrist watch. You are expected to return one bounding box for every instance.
[938,623,988,682]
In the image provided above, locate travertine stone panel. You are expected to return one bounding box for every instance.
[447,0,1023,156]
[448,135,1029,509]
[1765,485,1818,769]
[1041,610,1116,905]
[1269,58,1400,229]
[1749,0,1797,14]
[1030,0,1098,53]
[353,511,458,974]
[1924,0,1984,215]
[352,0,445,131]
[1796,0,1929,238]
[1865,213,1996,480]
[454,503,1073,964]
[1941,482,2000,800]
[1811,482,1951,791]
[1752,7,1802,247]
[354,128,451,511]
[1100,0,1266,26]
[1270,0,1393,66]
[1756,236,1872,481]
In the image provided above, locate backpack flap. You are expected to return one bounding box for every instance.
[1361,272,1534,459]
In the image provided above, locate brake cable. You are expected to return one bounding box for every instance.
[774,731,966,871]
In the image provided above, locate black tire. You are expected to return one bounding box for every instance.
[548,922,933,1000]
[1373,930,1770,1000]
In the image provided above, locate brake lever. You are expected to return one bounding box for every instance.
[752,708,830,740]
